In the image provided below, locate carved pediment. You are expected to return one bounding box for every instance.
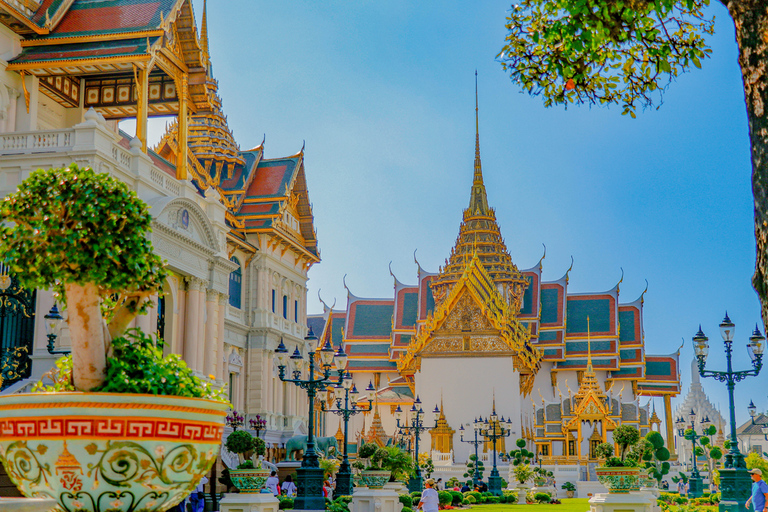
[438,292,495,333]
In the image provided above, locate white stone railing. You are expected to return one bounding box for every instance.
[0,125,182,199]
[0,129,74,152]
[431,451,454,466]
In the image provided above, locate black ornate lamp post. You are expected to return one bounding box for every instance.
[249,415,267,438]
[275,329,343,510]
[320,365,374,497]
[693,313,765,512]
[476,406,512,496]
[748,400,768,441]
[675,410,710,498]
[226,410,244,430]
[44,304,68,355]
[459,419,484,489]
[395,397,438,493]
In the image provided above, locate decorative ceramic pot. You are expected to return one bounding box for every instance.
[566,490,575,498]
[0,392,227,512]
[359,470,391,489]
[228,468,270,493]
[594,466,643,494]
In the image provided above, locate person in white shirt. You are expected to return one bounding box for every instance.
[281,475,297,497]
[418,479,439,512]
[266,471,280,496]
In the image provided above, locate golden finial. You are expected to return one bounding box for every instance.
[200,0,210,64]
[587,316,593,373]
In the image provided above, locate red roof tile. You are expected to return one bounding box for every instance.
[54,2,160,34]
[246,163,288,197]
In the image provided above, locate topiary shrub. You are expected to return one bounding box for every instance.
[486,496,500,504]
[467,491,482,502]
[401,508,413,512]
[0,164,167,391]
[278,497,294,509]
[410,491,422,500]
[438,491,453,506]
[399,495,413,508]
[450,491,463,505]
[534,492,551,503]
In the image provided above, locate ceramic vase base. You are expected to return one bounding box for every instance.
[0,498,58,512]
[220,492,279,512]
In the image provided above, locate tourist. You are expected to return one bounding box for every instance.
[461,483,470,492]
[436,478,443,490]
[417,479,439,512]
[188,476,207,512]
[282,475,297,497]
[746,469,768,512]
[323,479,334,500]
[479,481,488,493]
[266,471,280,496]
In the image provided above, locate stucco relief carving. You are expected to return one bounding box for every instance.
[228,349,243,368]
[422,335,510,355]
[153,236,183,259]
[440,293,495,332]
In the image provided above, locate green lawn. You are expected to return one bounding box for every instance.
[468,499,590,512]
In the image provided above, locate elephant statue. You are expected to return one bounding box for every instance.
[285,436,339,461]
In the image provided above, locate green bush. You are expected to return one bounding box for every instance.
[278,497,294,509]
[450,491,463,505]
[225,429,255,455]
[466,491,482,502]
[438,491,453,506]
[534,492,551,503]
[486,496,501,504]
[399,495,413,508]
[401,508,413,512]
[466,495,476,504]
[410,491,422,500]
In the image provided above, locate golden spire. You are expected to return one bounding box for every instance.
[587,316,593,374]
[200,0,210,65]
[469,70,489,216]
[429,72,526,304]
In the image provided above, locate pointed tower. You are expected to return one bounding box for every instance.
[429,396,456,456]
[430,72,527,310]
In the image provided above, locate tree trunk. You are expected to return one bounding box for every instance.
[729,0,768,330]
[65,282,107,391]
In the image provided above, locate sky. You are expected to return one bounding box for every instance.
[132,1,765,428]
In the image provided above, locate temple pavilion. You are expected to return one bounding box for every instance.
[310,84,682,470]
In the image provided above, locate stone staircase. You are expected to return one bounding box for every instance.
[0,463,22,497]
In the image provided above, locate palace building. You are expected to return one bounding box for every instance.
[0,0,318,468]
[309,85,682,471]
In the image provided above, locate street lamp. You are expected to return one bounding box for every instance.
[460,420,484,489]
[226,410,244,430]
[44,304,68,355]
[476,406,512,496]
[275,329,343,510]
[249,415,267,437]
[396,396,438,492]
[320,351,374,496]
[747,400,768,441]
[675,409,708,498]
[694,314,765,512]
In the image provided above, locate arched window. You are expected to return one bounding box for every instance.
[282,295,288,319]
[229,257,242,309]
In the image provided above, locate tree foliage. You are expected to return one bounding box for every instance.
[499,0,714,116]
[0,164,166,310]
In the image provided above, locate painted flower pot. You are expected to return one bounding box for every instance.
[566,490,575,498]
[594,466,643,494]
[228,468,270,493]
[0,392,227,512]
[359,470,391,489]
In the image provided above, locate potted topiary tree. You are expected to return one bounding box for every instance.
[226,430,268,493]
[640,432,671,491]
[358,443,390,489]
[561,481,576,498]
[0,165,229,512]
[509,439,535,504]
[594,425,643,494]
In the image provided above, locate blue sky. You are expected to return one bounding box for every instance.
[137,1,766,427]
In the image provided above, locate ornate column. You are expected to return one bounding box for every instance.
[196,284,207,371]
[664,395,676,458]
[204,289,218,377]
[135,64,149,152]
[217,293,227,381]
[184,277,203,371]
[176,281,186,356]
[176,74,188,180]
